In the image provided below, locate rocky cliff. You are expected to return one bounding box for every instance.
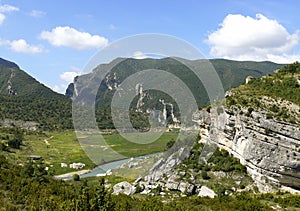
[195,92,300,193]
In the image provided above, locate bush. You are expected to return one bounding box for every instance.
[166,139,175,149]
[201,170,210,180]
[73,174,80,181]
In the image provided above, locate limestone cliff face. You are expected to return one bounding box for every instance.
[196,98,300,193]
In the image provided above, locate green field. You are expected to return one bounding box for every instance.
[8,130,178,175]
[105,131,177,157]
[76,131,178,165]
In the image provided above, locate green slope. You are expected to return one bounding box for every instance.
[226,62,300,123]
[68,58,284,107]
[0,60,65,99]
[0,58,72,130]
[67,57,284,128]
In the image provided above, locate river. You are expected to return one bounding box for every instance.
[57,153,160,180]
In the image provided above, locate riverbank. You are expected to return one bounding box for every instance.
[55,152,161,181]
[54,169,91,180]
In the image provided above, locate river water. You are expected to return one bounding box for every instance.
[60,153,160,180]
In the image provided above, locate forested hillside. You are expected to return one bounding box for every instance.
[0,58,72,130]
[0,57,285,130]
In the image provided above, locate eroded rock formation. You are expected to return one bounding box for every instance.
[196,99,300,193]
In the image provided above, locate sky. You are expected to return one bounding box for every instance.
[1,0,300,93]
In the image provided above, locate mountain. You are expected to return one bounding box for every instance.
[0,57,286,131]
[67,57,285,128]
[67,58,284,105]
[0,57,19,69]
[0,58,65,99]
[0,58,72,130]
[194,62,300,192]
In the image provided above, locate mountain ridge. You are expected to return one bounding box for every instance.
[67,57,285,100]
[67,57,285,128]
[0,57,287,130]
[0,57,19,69]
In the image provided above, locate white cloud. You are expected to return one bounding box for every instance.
[133,51,147,59]
[53,70,80,94]
[0,13,5,25]
[52,84,67,93]
[40,26,108,50]
[9,39,44,53]
[0,4,19,13]
[60,71,79,83]
[29,10,46,18]
[0,4,19,25]
[206,14,300,63]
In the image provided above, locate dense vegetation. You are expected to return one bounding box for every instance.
[0,127,24,151]
[180,142,247,174]
[0,61,74,130]
[175,141,251,196]
[1,145,300,210]
[247,62,300,105]
[96,105,151,130]
[226,62,300,123]
[69,58,284,126]
[0,57,284,131]
[0,95,73,130]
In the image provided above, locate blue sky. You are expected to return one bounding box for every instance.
[1,0,300,93]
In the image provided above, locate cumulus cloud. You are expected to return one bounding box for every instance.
[52,84,67,93]
[0,38,44,53]
[133,51,148,59]
[40,26,108,50]
[206,14,300,63]
[0,4,19,25]
[60,71,79,83]
[9,39,44,53]
[29,10,46,18]
[53,70,80,93]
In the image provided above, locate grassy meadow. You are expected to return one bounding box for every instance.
[8,130,178,175]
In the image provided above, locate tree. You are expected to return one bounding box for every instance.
[166,139,175,149]
[76,187,90,211]
[7,128,24,149]
[90,178,114,210]
[73,174,80,181]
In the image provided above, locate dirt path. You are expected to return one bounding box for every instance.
[54,169,91,180]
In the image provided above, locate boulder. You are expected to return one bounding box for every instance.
[113,181,136,195]
[178,182,195,194]
[198,186,217,198]
[165,181,179,190]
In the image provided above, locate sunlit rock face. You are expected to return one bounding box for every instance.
[196,99,300,193]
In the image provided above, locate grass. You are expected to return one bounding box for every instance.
[104,132,177,157]
[7,130,178,175]
[77,131,178,165]
[11,131,94,175]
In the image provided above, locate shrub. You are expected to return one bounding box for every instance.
[201,170,210,180]
[73,174,80,181]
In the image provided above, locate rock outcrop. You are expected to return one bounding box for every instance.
[195,98,300,193]
[0,119,38,131]
[198,186,217,198]
[113,181,136,195]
